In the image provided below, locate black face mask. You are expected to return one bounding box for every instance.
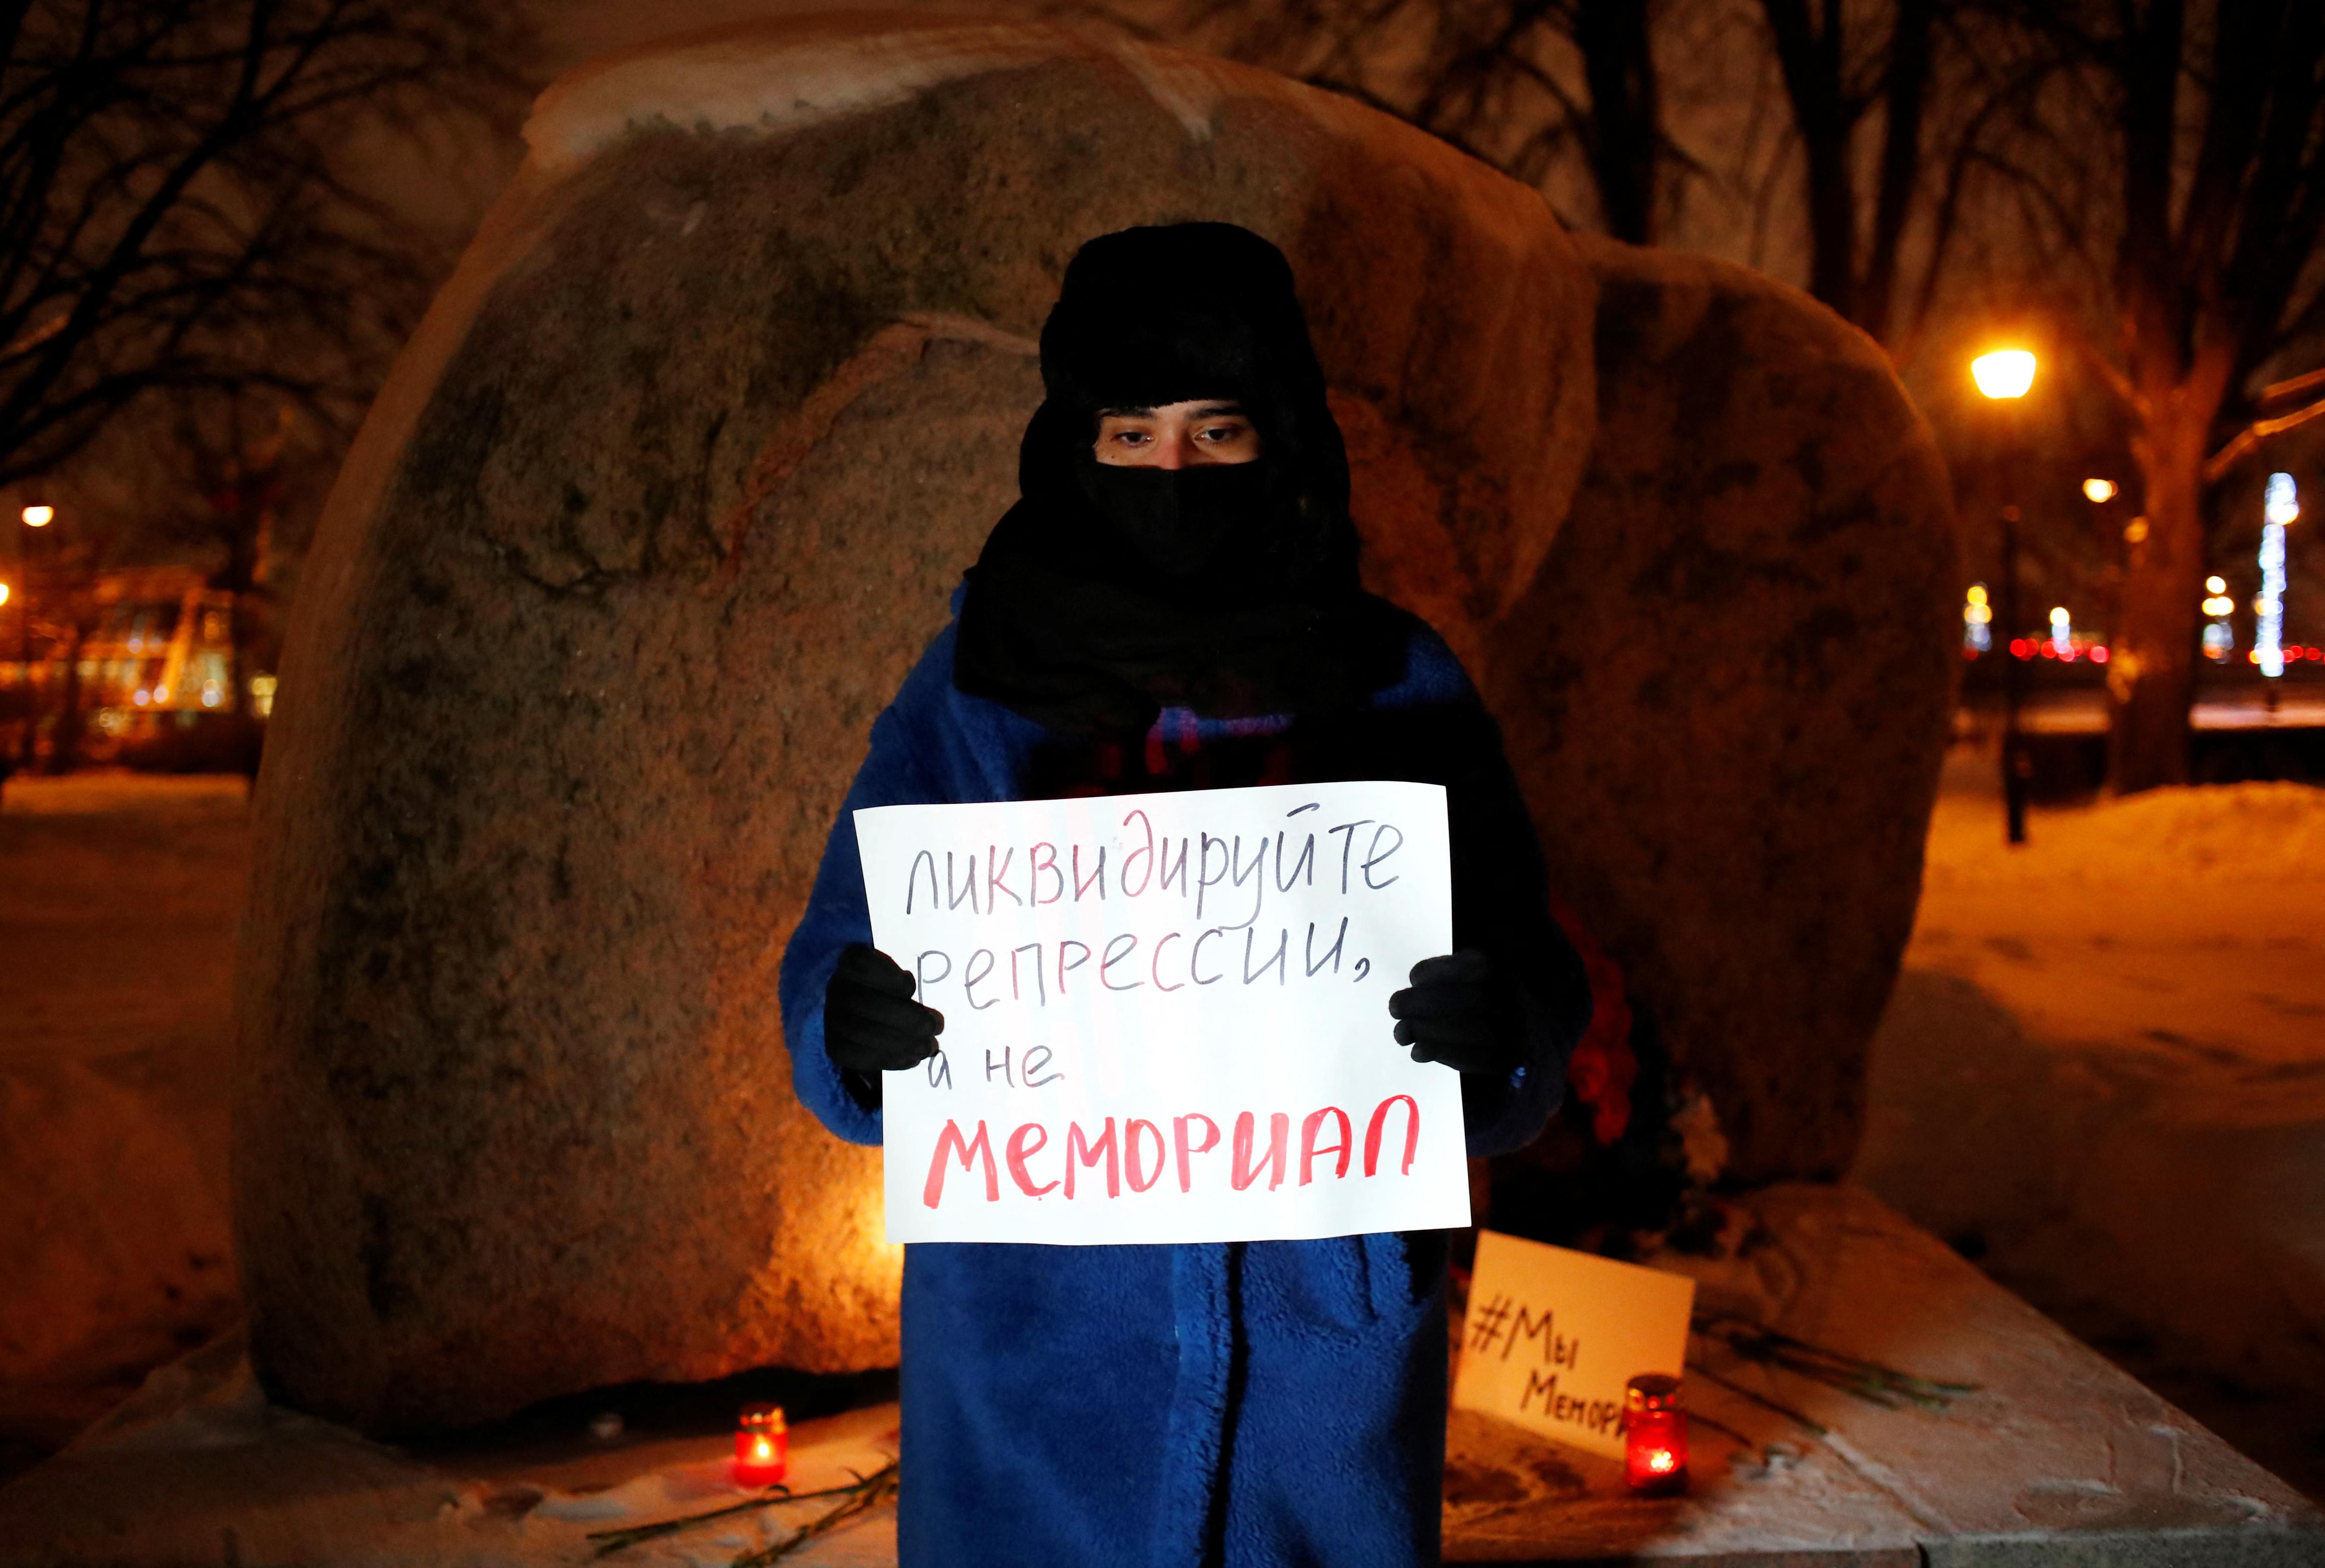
[1078,460,1271,578]
[953,222,1405,735]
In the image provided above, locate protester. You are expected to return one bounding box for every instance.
[780,222,1589,1567]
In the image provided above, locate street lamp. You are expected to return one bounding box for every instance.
[1976,347,2038,845]
[1972,349,2037,400]
[14,501,52,765]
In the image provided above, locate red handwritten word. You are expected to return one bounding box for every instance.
[922,1096,1422,1209]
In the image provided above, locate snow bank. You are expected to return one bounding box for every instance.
[2060,781,2325,877]
[1865,768,2325,1500]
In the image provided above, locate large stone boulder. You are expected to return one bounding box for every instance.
[234,15,1952,1433]
[235,14,1597,1436]
[1479,237,1957,1184]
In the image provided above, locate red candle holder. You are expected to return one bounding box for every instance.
[1622,1373,1688,1496]
[733,1403,788,1487]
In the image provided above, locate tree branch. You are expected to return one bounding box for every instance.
[2260,365,2325,406]
[2203,394,2325,485]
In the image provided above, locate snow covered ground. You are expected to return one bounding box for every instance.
[1857,747,2325,1502]
[0,775,246,1477]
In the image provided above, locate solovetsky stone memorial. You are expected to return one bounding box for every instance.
[235,15,1953,1433]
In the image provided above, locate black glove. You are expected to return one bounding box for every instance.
[824,944,944,1074]
[1387,949,1526,1076]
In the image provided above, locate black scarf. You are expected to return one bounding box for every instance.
[954,224,1403,736]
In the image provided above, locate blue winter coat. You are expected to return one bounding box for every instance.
[780,589,1576,1567]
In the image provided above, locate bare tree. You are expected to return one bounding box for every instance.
[0,0,529,491]
[1151,0,1689,244]
[0,0,527,767]
[1161,0,1982,349]
[1985,1,2325,791]
[1751,0,1937,340]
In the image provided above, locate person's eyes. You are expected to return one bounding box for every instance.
[1195,422,1249,443]
[1109,428,1153,446]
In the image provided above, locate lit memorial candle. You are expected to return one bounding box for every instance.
[734,1403,788,1486]
[1622,1373,1688,1496]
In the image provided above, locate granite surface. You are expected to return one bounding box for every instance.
[1481,235,1957,1186]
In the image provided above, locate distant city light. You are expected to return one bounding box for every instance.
[200,681,222,708]
[1973,350,2038,400]
[2207,575,2227,594]
[19,504,50,527]
[151,684,169,703]
[2083,479,2118,503]
[2266,472,2301,527]
[1963,583,1993,654]
[0,582,9,607]
[2048,605,2073,659]
[2124,517,2149,544]
[2258,475,2294,677]
[132,689,149,706]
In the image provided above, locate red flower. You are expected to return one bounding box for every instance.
[1549,901,1636,1146]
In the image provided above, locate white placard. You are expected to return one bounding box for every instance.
[855,781,1469,1245]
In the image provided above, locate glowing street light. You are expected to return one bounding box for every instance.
[1976,347,2039,845]
[1972,349,2038,400]
[13,502,45,767]
[0,581,9,607]
[2082,478,2118,504]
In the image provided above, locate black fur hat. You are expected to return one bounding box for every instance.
[956,221,1392,734]
[1022,222,1350,571]
[1036,222,1328,418]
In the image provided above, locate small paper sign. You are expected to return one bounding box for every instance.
[1453,1229,1696,1459]
[854,780,1469,1246]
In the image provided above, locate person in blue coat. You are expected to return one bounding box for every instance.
[779,223,1589,1567]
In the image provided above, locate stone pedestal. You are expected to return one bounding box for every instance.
[1443,1184,2319,1563]
[4,1187,2314,1565]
